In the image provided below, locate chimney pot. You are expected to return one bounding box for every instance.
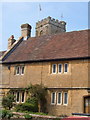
[8,35,16,49]
[10,35,14,39]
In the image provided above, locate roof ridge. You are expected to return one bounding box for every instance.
[27,29,89,40]
[1,36,23,61]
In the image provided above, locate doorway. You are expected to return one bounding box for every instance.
[84,96,90,113]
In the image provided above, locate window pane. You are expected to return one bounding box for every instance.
[16,92,20,102]
[16,67,19,74]
[64,64,68,72]
[21,66,24,74]
[21,92,24,103]
[64,93,68,105]
[58,93,62,104]
[58,64,62,73]
[51,92,55,104]
[52,64,56,73]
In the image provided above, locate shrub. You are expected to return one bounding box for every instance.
[24,114,32,119]
[27,84,47,112]
[15,97,38,112]
[2,93,15,110]
[15,102,38,112]
[26,97,38,105]
[0,110,13,119]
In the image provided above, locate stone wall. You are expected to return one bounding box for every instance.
[1,59,90,116]
[2,60,88,88]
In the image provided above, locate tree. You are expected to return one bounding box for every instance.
[27,84,47,112]
[2,93,15,110]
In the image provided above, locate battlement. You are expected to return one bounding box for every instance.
[35,16,66,36]
[36,16,66,28]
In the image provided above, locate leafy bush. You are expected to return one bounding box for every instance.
[15,97,38,112]
[26,97,38,104]
[24,114,32,119]
[16,102,38,112]
[2,93,15,110]
[27,84,47,112]
[0,110,13,119]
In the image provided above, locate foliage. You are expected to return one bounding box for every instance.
[2,93,15,110]
[15,97,38,112]
[27,84,47,112]
[26,97,38,105]
[15,102,38,112]
[24,114,32,119]
[54,118,60,120]
[0,109,13,119]
[27,84,47,100]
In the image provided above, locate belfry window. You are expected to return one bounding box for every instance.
[40,30,43,36]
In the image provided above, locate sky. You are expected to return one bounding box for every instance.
[0,1,89,51]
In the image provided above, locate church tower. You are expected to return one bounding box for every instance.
[35,16,66,36]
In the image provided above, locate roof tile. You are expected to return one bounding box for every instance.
[3,29,90,63]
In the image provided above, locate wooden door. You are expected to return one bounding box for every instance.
[84,96,90,113]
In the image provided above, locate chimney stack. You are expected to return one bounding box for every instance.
[8,35,16,49]
[21,23,32,40]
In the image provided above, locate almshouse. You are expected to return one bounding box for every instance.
[0,16,90,116]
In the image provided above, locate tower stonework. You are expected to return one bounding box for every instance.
[36,16,66,36]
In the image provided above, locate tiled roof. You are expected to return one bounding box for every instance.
[3,29,90,63]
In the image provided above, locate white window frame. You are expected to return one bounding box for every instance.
[52,64,57,74]
[16,92,20,103]
[21,92,25,103]
[57,92,62,105]
[51,92,56,105]
[64,63,68,73]
[63,92,68,105]
[58,64,62,74]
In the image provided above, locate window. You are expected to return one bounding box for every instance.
[51,92,56,104]
[15,66,25,75]
[57,92,62,105]
[21,66,24,75]
[58,64,62,73]
[64,92,68,105]
[21,92,25,103]
[16,92,20,103]
[51,63,69,74]
[64,63,68,73]
[16,66,20,75]
[40,30,43,36]
[52,64,57,74]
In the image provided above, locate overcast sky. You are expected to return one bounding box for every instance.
[0,1,89,51]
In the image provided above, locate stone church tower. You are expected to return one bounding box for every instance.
[36,16,66,36]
